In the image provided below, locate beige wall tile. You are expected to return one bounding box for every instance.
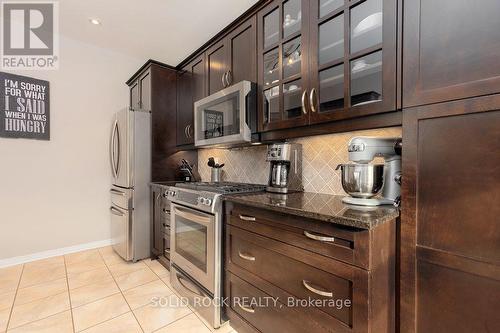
[80,312,142,333]
[67,267,112,290]
[133,296,191,333]
[70,278,120,308]
[7,310,73,333]
[15,278,67,306]
[197,127,402,195]
[123,280,173,310]
[107,261,147,278]
[9,292,70,329]
[156,313,211,333]
[72,293,129,332]
[115,268,158,291]
[0,265,23,294]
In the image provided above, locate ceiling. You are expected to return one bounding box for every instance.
[60,0,259,66]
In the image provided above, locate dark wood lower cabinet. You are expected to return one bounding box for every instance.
[150,184,170,269]
[224,201,396,333]
[401,95,500,333]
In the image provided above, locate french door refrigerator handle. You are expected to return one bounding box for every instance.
[110,119,118,179]
[114,121,121,178]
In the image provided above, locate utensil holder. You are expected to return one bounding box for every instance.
[211,168,221,183]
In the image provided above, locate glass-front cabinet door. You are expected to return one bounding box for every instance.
[258,0,310,131]
[308,0,397,124]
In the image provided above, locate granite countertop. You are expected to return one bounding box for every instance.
[149,181,179,187]
[225,192,399,230]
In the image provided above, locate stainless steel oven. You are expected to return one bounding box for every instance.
[194,80,256,148]
[171,203,215,293]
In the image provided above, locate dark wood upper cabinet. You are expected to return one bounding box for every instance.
[139,71,151,112]
[206,41,228,95]
[258,0,398,132]
[130,80,139,111]
[227,16,257,86]
[206,16,257,95]
[129,70,152,112]
[258,0,310,132]
[177,55,206,146]
[308,0,397,124]
[403,0,500,107]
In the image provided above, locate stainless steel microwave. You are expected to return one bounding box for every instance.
[194,80,256,148]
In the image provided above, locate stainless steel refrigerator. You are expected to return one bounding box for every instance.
[109,108,151,261]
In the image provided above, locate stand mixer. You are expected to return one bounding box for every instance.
[337,137,402,206]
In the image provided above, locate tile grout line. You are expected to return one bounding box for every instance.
[98,248,145,333]
[5,264,25,331]
[5,308,71,332]
[63,255,77,333]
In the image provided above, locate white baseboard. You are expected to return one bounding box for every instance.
[0,239,113,268]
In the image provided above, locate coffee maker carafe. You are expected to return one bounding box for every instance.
[266,143,303,193]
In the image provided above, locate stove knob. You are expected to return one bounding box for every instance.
[198,197,205,205]
[205,199,212,206]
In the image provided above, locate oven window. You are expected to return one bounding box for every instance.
[175,215,207,272]
[196,91,240,140]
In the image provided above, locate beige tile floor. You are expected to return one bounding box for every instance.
[0,247,236,333]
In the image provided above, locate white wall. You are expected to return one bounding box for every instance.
[0,36,143,261]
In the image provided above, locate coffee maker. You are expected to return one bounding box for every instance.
[266,143,303,193]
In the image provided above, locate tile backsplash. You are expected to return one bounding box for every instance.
[198,127,402,195]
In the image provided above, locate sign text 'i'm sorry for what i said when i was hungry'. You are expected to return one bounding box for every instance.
[0,72,50,140]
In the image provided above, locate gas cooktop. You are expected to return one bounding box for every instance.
[175,182,266,194]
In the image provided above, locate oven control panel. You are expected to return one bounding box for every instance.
[166,187,217,212]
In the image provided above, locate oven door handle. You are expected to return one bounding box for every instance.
[173,205,213,225]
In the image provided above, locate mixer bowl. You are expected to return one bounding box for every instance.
[336,164,384,198]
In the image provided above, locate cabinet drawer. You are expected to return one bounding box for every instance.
[228,204,369,269]
[228,226,353,326]
[226,272,327,333]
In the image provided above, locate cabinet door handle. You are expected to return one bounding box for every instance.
[239,214,256,221]
[222,72,227,87]
[238,304,255,314]
[302,280,333,297]
[303,230,335,243]
[184,125,189,139]
[301,90,308,114]
[238,250,256,261]
[309,88,317,112]
[226,70,232,86]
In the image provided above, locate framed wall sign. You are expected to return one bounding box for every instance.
[0,72,50,140]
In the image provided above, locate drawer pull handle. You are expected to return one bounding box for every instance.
[239,214,256,222]
[238,304,255,314]
[238,251,256,262]
[302,280,333,297]
[304,230,335,243]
